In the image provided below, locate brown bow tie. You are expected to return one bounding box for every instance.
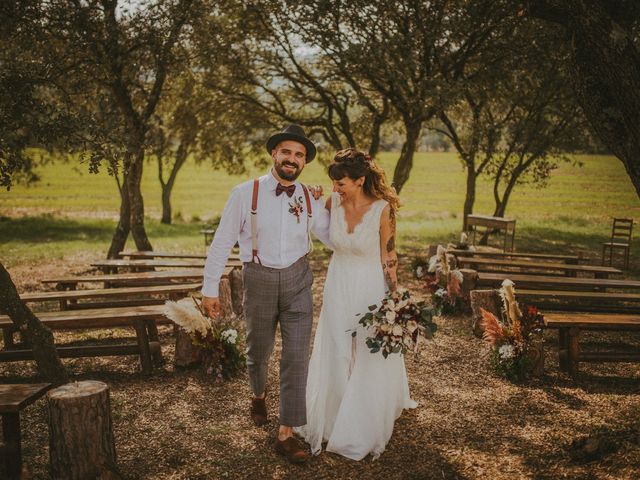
[276,183,296,197]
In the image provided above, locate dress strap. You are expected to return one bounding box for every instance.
[250,179,261,264]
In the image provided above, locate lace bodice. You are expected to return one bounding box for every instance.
[329,193,387,262]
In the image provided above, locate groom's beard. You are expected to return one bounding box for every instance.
[274,160,302,181]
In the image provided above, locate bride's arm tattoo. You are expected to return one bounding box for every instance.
[381,207,398,292]
[386,213,396,253]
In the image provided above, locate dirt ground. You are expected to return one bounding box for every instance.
[3,252,640,480]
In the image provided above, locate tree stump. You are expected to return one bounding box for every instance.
[527,330,545,378]
[47,381,120,480]
[229,268,244,315]
[174,325,203,368]
[218,277,234,319]
[469,289,502,338]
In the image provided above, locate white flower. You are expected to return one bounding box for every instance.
[498,344,516,360]
[380,323,393,333]
[385,310,397,323]
[221,328,238,345]
[392,324,404,336]
[416,266,424,277]
[460,232,468,244]
[406,320,418,333]
[435,288,446,298]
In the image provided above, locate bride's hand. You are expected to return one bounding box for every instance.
[308,184,323,200]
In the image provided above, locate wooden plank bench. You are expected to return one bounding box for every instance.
[0,383,52,478]
[516,289,640,313]
[448,249,581,264]
[457,257,621,278]
[544,312,640,376]
[90,258,243,272]
[42,269,207,290]
[0,305,171,374]
[20,282,202,311]
[117,250,241,260]
[477,272,640,291]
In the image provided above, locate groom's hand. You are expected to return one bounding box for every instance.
[202,296,221,319]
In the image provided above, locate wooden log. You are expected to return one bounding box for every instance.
[47,381,121,480]
[469,289,502,338]
[460,269,479,299]
[174,325,203,368]
[229,268,244,315]
[218,277,234,319]
[527,330,545,377]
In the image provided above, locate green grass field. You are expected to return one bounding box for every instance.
[1,152,639,271]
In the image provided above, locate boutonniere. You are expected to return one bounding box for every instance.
[288,195,304,223]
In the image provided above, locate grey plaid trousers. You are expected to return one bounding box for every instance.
[242,255,314,427]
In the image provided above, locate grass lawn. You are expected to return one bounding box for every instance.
[1,152,639,272]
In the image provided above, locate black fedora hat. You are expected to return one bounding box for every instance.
[266,124,317,162]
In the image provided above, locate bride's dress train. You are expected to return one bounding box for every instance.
[297,193,416,460]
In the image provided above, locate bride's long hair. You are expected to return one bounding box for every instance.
[328,148,400,214]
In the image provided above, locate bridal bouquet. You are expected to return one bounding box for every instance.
[356,289,437,358]
[164,296,246,381]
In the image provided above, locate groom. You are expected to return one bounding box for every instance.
[201,124,330,463]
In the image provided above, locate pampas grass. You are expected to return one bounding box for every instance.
[164,297,213,337]
[480,308,506,346]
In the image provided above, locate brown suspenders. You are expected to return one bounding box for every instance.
[250,179,313,264]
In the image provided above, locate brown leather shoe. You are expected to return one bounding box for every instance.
[274,436,309,464]
[250,396,268,426]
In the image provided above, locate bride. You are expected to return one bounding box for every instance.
[297,148,416,460]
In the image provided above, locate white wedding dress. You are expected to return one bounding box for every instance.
[297,193,417,460]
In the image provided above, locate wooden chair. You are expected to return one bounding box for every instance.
[601,218,633,269]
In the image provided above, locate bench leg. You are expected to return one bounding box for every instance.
[558,328,569,372]
[133,320,153,375]
[2,412,21,479]
[145,320,163,367]
[2,328,14,349]
[567,327,580,377]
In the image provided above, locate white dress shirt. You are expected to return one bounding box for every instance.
[202,170,332,297]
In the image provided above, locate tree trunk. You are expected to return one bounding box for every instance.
[107,177,131,259]
[128,149,153,251]
[528,0,640,199]
[0,264,68,384]
[160,185,172,225]
[160,142,188,225]
[392,120,422,193]
[48,381,121,480]
[462,162,477,232]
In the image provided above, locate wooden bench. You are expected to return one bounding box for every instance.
[42,269,206,290]
[544,312,640,376]
[0,305,171,374]
[466,214,516,252]
[20,282,202,311]
[457,257,621,278]
[477,272,640,291]
[91,258,243,272]
[448,249,581,264]
[0,383,52,478]
[117,250,241,260]
[516,289,640,313]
